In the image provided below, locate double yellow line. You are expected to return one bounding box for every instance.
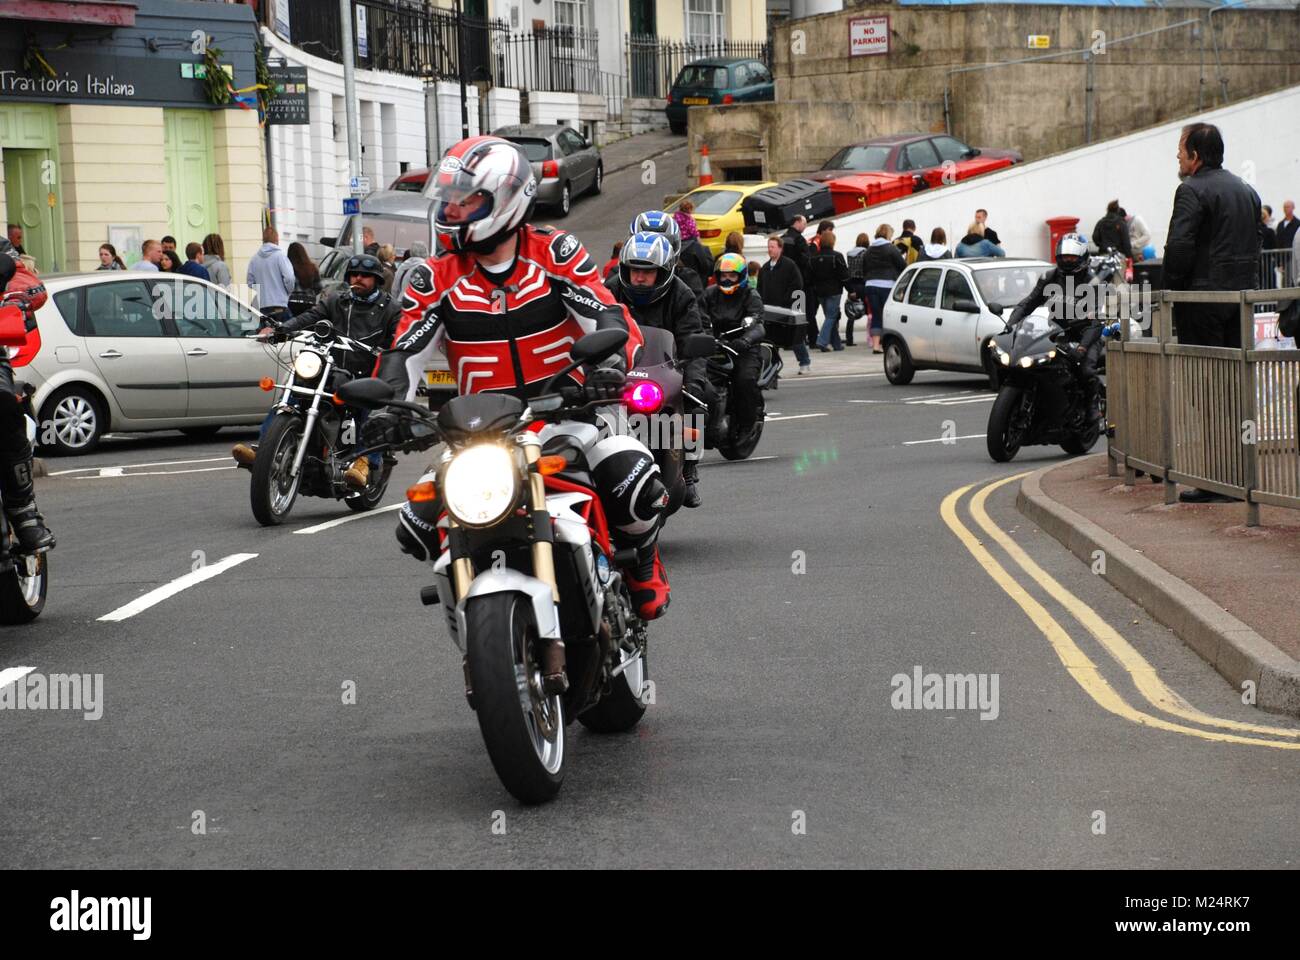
[942,474,1300,749]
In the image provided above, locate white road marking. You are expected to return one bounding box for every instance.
[764,413,828,422]
[903,434,987,446]
[98,553,259,622]
[0,666,37,690]
[98,467,124,478]
[293,502,403,535]
[783,373,885,382]
[912,395,996,406]
[51,456,232,476]
[850,390,977,404]
[74,466,236,480]
[700,456,777,467]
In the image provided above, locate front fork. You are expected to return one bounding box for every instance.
[287,360,334,480]
[447,435,566,687]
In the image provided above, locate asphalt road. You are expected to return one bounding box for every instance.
[3,152,1298,869]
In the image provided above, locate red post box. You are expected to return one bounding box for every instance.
[1045,216,1080,263]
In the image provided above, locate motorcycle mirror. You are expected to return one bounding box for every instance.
[314,319,334,339]
[951,298,980,314]
[531,393,565,414]
[337,377,395,409]
[681,333,718,360]
[570,328,629,365]
[987,302,1005,317]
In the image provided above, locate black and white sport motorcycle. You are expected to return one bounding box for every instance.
[248,321,394,525]
[339,329,652,805]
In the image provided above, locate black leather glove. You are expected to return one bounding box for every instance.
[360,410,407,448]
[584,365,626,403]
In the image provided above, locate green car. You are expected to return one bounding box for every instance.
[664,58,774,135]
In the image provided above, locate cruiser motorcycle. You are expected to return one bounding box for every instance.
[249,321,394,525]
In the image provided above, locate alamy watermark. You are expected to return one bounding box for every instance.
[890,665,1000,720]
[1,672,103,720]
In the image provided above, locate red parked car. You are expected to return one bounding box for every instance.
[810,133,1021,190]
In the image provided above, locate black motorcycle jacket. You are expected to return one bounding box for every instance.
[1006,266,1106,333]
[605,273,708,387]
[281,285,401,377]
[700,285,765,347]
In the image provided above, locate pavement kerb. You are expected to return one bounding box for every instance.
[1016,456,1300,718]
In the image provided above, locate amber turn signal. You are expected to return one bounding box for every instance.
[536,455,567,476]
[259,377,275,391]
[331,393,344,406]
[406,481,438,503]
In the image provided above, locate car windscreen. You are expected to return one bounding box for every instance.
[671,189,740,216]
[821,145,892,172]
[675,65,728,90]
[508,138,553,162]
[972,266,1049,306]
[338,215,431,256]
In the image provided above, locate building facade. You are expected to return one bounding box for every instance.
[0,0,265,277]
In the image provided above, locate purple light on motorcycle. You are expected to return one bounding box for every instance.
[624,380,663,414]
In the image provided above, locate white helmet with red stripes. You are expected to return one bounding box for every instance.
[429,136,537,254]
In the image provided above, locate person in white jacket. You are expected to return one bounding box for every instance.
[1127,212,1152,260]
[245,226,295,321]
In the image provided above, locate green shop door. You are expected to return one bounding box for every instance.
[163,109,218,251]
[0,103,64,273]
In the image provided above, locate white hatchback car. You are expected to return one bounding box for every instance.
[22,273,280,455]
[881,257,1052,387]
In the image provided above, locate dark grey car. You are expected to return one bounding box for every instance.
[491,124,603,218]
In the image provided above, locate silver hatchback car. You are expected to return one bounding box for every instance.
[22,272,281,455]
[492,124,603,217]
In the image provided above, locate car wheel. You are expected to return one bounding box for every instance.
[883,338,915,385]
[39,385,106,456]
[590,163,603,196]
[669,120,686,136]
[554,182,571,218]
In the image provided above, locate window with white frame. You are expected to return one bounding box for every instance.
[554,0,588,31]
[685,0,726,45]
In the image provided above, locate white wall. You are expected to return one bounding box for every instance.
[425,81,481,163]
[486,87,522,133]
[262,28,428,247]
[748,84,1300,262]
[529,91,582,128]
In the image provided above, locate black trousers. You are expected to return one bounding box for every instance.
[0,361,35,505]
[731,347,762,430]
[1174,302,1242,348]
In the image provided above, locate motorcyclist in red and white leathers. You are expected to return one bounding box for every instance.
[376,135,670,619]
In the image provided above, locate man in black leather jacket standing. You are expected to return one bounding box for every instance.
[701,253,766,440]
[605,231,709,507]
[1164,122,1261,348]
[233,254,400,489]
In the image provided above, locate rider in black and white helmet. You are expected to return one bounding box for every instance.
[627,210,705,297]
[1006,233,1106,425]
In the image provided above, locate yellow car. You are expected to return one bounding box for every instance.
[667,180,777,258]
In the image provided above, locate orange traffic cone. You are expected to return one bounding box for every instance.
[698,143,714,187]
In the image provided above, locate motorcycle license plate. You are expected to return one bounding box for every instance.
[682,97,708,105]
[425,370,455,387]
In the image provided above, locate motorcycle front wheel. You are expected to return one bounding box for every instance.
[986,385,1027,463]
[466,593,565,804]
[250,414,305,526]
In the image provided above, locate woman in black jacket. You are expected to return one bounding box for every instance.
[861,224,907,353]
[810,230,849,351]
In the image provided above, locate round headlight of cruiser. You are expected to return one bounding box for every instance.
[443,444,519,527]
[293,350,324,380]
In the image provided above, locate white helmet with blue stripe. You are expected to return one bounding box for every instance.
[629,210,682,257]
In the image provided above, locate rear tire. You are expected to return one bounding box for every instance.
[0,546,46,624]
[718,417,763,460]
[466,593,565,804]
[1061,420,1101,456]
[554,182,572,218]
[987,385,1026,463]
[589,163,603,196]
[345,459,392,512]
[669,120,686,135]
[250,415,304,526]
[578,640,647,734]
[883,338,915,385]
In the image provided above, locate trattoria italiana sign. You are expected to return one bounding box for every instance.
[0,51,229,108]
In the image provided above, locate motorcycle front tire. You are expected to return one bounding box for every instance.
[250,414,305,526]
[986,385,1026,463]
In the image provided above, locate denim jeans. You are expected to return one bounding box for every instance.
[791,340,811,367]
[817,294,843,349]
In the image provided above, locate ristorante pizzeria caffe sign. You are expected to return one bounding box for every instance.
[0,51,222,107]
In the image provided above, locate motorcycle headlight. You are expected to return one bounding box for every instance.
[443,444,519,528]
[293,350,324,380]
[998,349,1011,366]
[1019,356,1035,368]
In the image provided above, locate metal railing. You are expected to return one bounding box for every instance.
[1106,287,1300,526]
[626,34,771,99]
[1260,247,1296,291]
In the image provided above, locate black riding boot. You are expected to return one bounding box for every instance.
[682,458,701,509]
[0,445,54,553]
